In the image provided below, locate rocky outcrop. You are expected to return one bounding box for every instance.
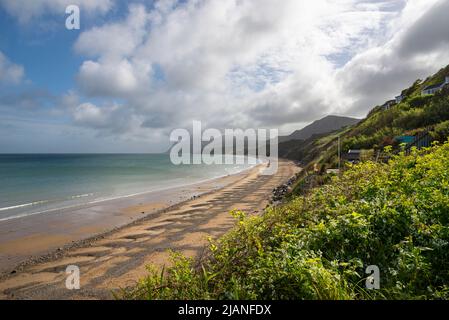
[271,175,298,204]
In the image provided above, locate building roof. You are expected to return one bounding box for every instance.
[381,100,395,109]
[395,136,415,144]
[423,83,444,91]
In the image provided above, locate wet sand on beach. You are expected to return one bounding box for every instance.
[0,160,300,300]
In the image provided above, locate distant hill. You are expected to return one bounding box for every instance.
[279,115,360,143]
[166,115,360,157]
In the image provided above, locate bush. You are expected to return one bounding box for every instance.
[122,142,449,300]
[408,95,433,109]
[432,120,449,142]
[427,92,449,124]
[393,108,427,130]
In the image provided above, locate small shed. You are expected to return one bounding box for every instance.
[342,149,361,162]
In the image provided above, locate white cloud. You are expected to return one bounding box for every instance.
[73,0,390,136]
[77,59,140,97]
[72,102,134,134]
[64,0,449,144]
[0,51,24,84]
[75,4,150,97]
[75,4,147,59]
[73,102,109,127]
[0,0,113,23]
[337,0,449,116]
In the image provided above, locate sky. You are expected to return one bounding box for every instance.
[1,0,449,153]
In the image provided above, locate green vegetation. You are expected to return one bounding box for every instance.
[432,120,449,142]
[342,67,449,153]
[123,142,449,300]
[121,65,449,300]
[278,65,449,172]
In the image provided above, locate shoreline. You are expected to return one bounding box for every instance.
[0,164,260,275]
[0,160,300,299]
[0,162,260,223]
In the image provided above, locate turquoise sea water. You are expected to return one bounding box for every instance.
[0,154,255,221]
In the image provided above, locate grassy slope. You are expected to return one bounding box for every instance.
[282,64,449,171]
[123,143,449,300]
[121,66,449,300]
[341,65,449,152]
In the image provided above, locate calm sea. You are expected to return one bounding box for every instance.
[0,154,255,222]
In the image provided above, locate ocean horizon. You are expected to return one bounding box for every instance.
[0,154,256,222]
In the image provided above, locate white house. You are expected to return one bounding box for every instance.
[395,94,404,104]
[382,100,395,110]
[422,76,449,95]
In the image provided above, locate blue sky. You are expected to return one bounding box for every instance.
[0,0,448,153]
[0,1,136,96]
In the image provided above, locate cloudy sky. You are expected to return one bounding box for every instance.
[1,0,449,153]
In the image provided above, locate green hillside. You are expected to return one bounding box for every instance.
[122,65,449,301]
[123,142,449,300]
[281,64,449,172]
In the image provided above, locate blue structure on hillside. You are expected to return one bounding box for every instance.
[395,136,415,145]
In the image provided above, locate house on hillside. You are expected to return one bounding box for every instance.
[382,100,396,110]
[395,94,405,104]
[342,149,361,163]
[382,94,404,110]
[422,76,449,95]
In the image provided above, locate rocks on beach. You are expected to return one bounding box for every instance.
[271,175,298,204]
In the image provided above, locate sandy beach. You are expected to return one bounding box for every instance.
[0,160,300,299]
